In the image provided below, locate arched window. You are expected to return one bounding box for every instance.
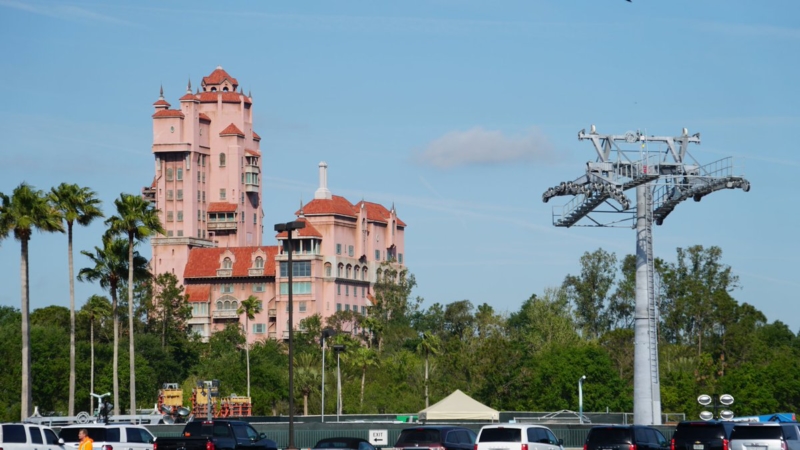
[337,263,344,278]
[376,268,383,280]
[254,256,264,268]
[362,267,367,281]
[216,301,223,310]
[223,86,229,92]
[224,300,231,310]
[232,300,238,310]
[325,262,332,277]
[354,265,360,279]
[220,153,226,167]
[223,257,232,269]
[211,87,217,92]
[346,264,352,278]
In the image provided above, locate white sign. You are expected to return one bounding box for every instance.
[369,429,388,446]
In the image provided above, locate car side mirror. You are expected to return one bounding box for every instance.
[59,439,65,445]
[259,433,266,440]
[558,439,564,446]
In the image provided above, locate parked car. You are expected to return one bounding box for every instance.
[314,437,376,450]
[476,424,563,450]
[152,419,277,450]
[395,426,477,450]
[1,423,64,450]
[584,425,668,450]
[729,423,800,450]
[59,424,155,450]
[671,421,735,450]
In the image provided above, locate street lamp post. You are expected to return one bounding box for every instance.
[320,328,335,423]
[274,220,305,450]
[333,344,346,422]
[579,375,587,424]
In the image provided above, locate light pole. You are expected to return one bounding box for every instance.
[320,328,335,423]
[274,220,305,450]
[333,344,346,422]
[579,375,587,424]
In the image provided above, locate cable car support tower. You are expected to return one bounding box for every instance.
[542,125,750,425]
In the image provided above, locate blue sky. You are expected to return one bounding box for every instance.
[1,1,798,331]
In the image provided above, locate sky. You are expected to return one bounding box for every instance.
[0,1,798,331]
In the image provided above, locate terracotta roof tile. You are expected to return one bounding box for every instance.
[275,217,322,238]
[252,131,261,141]
[202,67,239,87]
[195,91,249,104]
[208,202,237,213]
[301,195,356,218]
[198,113,211,123]
[219,123,244,137]
[180,93,197,101]
[197,92,219,103]
[152,109,184,118]
[184,246,279,278]
[185,285,211,303]
[153,99,171,107]
[245,149,260,156]
[355,201,407,227]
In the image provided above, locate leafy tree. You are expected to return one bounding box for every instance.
[368,262,420,352]
[50,182,103,416]
[79,237,148,415]
[0,183,64,419]
[562,249,617,340]
[510,288,579,354]
[414,331,440,408]
[294,352,320,415]
[146,272,191,349]
[237,295,262,397]
[105,192,163,415]
[443,300,474,342]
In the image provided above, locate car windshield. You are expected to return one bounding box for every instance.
[397,430,443,445]
[588,429,631,444]
[674,424,726,440]
[731,427,782,440]
[480,429,522,443]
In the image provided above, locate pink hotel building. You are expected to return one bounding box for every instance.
[145,67,406,342]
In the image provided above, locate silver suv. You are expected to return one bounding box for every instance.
[476,424,564,450]
[59,424,155,450]
[729,423,800,450]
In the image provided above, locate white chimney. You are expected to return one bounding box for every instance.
[314,161,332,200]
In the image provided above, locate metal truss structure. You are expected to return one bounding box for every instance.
[542,125,750,425]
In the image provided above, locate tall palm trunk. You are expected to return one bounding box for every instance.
[360,367,366,407]
[424,353,429,408]
[245,316,251,398]
[90,315,95,416]
[68,223,76,417]
[20,237,31,420]
[303,393,308,416]
[127,235,136,416]
[112,284,119,416]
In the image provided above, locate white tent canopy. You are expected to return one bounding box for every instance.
[418,389,499,422]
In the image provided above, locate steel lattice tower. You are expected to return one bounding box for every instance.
[542,126,750,424]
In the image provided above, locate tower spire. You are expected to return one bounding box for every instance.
[314,162,332,200]
[187,78,192,94]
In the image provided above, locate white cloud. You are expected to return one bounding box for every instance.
[414,126,557,169]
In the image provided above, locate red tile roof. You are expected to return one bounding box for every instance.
[245,149,260,156]
[275,217,322,238]
[194,91,250,104]
[184,246,279,278]
[203,67,239,87]
[356,201,407,227]
[219,123,244,137]
[301,195,357,218]
[198,113,211,123]
[208,202,237,213]
[152,109,185,118]
[153,99,171,107]
[252,131,261,141]
[197,92,219,103]
[185,285,211,303]
[180,93,197,101]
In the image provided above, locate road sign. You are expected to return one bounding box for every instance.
[369,429,388,446]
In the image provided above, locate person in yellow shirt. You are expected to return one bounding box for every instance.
[78,429,93,450]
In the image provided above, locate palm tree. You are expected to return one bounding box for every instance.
[0,183,64,420]
[50,183,103,417]
[237,295,262,398]
[349,346,378,409]
[79,237,149,416]
[294,352,320,415]
[81,295,111,415]
[415,331,441,408]
[105,193,163,416]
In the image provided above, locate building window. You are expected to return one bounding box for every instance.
[241,193,245,205]
[222,257,232,269]
[221,284,234,294]
[336,244,341,255]
[361,306,366,314]
[220,189,226,200]
[197,190,201,202]
[177,168,183,180]
[166,168,173,181]
[280,261,311,277]
[197,171,201,182]
[336,303,342,312]
[299,302,307,313]
[375,250,380,261]
[177,230,183,237]
[177,211,183,222]
[279,282,311,294]
[337,285,341,295]
[253,213,257,225]
[254,256,264,268]
[345,285,349,297]
[252,283,265,293]
[398,253,403,264]
[325,262,332,277]
[166,190,173,200]
[346,265,352,278]
[253,323,266,334]
[362,267,367,281]
[220,153,226,167]
[337,264,343,278]
[166,211,174,222]
[345,304,350,311]
[202,191,206,203]
[167,230,173,237]
[197,210,201,221]
[348,245,354,256]
[177,189,183,200]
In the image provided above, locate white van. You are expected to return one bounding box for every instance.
[0,423,64,450]
[475,425,564,450]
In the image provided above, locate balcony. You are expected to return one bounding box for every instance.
[249,268,264,276]
[213,309,238,319]
[268,309,276,318]
[268,332,277,340]
[282,331,290,340]
[216,269,232,277]
[208,221,238,231]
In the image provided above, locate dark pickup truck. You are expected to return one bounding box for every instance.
[154,420,277,450]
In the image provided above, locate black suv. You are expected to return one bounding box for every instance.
[585,426,669,450]
[395,426,477,450]
[671,421,735,450]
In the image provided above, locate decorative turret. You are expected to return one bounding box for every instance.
[201,66,239,93]
[314,161,332,200]
[153,85,170,110]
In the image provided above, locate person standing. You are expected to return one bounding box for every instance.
[78,429,93,450]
